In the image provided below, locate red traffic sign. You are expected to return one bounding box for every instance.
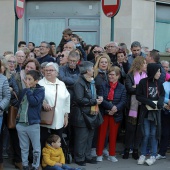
[102,0,121,18]
[15,0,25,19]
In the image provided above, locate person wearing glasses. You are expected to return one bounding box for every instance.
[89,46,104,64]
[15,50,26,73]
[59,51,70,66]
[37,41,55,64]
[38,62,70,156]
[146,49,166,84]
[104,42,119,65]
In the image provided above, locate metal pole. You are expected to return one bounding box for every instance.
[14,0,18,53]
[111,17,114,41]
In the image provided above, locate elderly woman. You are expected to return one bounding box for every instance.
[96,66,126,163]
[38,62,70,149]
[70,61,103,166]
[123,56,147,160]
[0,60,11,170]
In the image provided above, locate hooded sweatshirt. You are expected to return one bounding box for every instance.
[136,63,165,110]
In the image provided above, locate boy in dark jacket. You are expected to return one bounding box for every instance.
[136,63,165,166]
[16,70,45,170]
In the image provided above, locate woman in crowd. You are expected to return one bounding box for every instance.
[123,56,147,160]
[91,53,112,157]
[70,61,103,166]
[136,63,165,166]
[38,62,70,150]
[156,76,170,160]
[15,58,41,94]
[0,60,11,170]
[96,66,126,162]
[2,56,22,169]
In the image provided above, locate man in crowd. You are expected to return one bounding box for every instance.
[18,41,26,50]
[28,42,35,52]
[15,50,26,72]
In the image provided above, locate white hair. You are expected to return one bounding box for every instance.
[15,50,25,56]
[45,62,59,73]
[161,60,169,66]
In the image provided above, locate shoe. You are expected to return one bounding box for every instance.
[132,149,139,160]
[103,148,109,157]
[75,161,86,166]
[145,156,156,166]
[91,148,97,157]
[96,156,103,162]
[156,154,166,160]
[137,155,146,165]
[129,149,133,154]
[14,162,23,170]
[85,158,97,164]
[122,148,130,159]
[107,156,118,162]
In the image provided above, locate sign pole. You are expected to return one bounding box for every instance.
[14,15,18,53]
[111,17,114,41]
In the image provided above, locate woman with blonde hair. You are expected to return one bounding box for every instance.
[123,56,147,160]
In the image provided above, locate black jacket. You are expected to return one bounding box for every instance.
[70,75,97,128]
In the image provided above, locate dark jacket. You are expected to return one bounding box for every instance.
[37,54,55,64]
[100,82,126,122]
[70,75,97,128]
[136,63,165,140]
[17,84,45,125]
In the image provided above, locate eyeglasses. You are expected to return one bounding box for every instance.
[93,51,103,54]
[45,69,56,72]
[8,60,16,64]
[39,46,48,48]
[58,54,65,58]
[69,60,77,63]
[107,46,117,49]
[17,56,25,58]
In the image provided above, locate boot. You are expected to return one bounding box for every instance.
[0,163,3,170]
[15,162,23,170]
[132,149,139,160]
[122,148,130,159]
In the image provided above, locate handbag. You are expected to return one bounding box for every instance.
[40,85,57,125]
[82,111,103,129]
[7,92,18,129]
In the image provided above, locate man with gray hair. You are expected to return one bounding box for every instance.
[105,41,119,64]
[15,50,26,72]
[128,41,145,66]
[63,41,76,52]
[59,50,80,99]
[37,41,54,64]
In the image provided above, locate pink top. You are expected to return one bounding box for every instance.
[165,73,170,81]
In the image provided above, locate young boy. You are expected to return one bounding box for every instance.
[57,28,73,52]
[42,134,84,170]
[16,70,45,170]
[71,34,87,61]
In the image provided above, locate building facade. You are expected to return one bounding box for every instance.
[0,0,170,54]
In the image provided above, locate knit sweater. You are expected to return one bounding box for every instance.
[42,144,65,167]
[0,74,11,115]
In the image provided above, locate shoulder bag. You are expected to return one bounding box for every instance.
[40,85,57,125]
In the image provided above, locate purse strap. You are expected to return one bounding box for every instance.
[53,85,58,108]
[13,91,18,101]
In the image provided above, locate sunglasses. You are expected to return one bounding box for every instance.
[59,54,65,58]
[93,51,102,54]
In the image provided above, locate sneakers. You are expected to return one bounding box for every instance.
[91,148,97,157]
[103,148,109,157]
[156,154,166,160]
[96,156,103,162]
[137,155,146,165]
[145,156,156,166]
[107,156,118,162]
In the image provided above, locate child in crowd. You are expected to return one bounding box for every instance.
[42,134,84,170]
[71,34,87,61]
[57,28,73,52]
[16,70,45,170]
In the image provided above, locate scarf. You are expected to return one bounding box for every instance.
[107,82,118,101]
[90,79,99,115]
[129,71,147,118]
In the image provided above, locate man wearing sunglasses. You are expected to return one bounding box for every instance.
[90,46,104,64]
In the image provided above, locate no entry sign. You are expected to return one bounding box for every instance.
[15,0,25,19]
[102,0,121,17]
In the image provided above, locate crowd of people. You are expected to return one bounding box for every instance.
[0,28,170,170]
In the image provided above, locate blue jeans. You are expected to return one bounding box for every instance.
[0,115,3,134]
[140,118,158,157]
[44,164,78,170]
